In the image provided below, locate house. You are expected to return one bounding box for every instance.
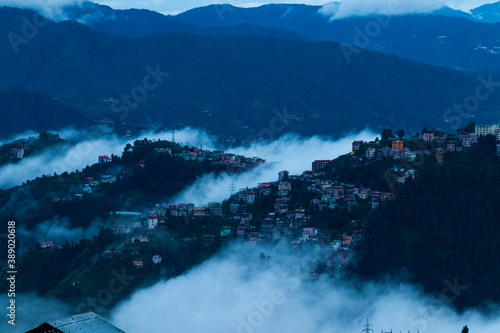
[352,140,363,151]
[312,160,329,172]
[446,141,456,152]
[376,149,384,160]
[152,255,162,264]
[229,201,239,213]
[341,235,353,247]
[462,135,473,147]
[423,132,434,142]
[475,124,499,136]
[98,155,111,165]
[436,139,447,150]
[392,140,403,151]
[237,227,246,237]
[133,258,144,268]
[333,186,345,199]
[40,241,53,249]
[10,148,24,159]
[294,207,306,219]
[261,218,275,231]
[240,213,253,224]
[246,192,256,205]
[208,202,223,216]
[435,148,444,164]
[220,226,232,237]
[366,148,376,159]
[26,312,125,333]
[357,188,370,200]
[278,182,292,192]
[259,183,272,196]
[278,170,289,181]
[192,207,207,216]
[147,213,158,229]
[303,228,318,241]
[202,235,215,246]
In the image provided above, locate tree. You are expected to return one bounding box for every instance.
[422,127,431,134]
[381,128,393,141]
[431,128,445,137]
[462,325,469,333]
[458,121,475,134]
[396,129,405,138]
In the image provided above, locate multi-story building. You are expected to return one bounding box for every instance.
[98,155,111,165]
[147,214,158,229]
[423,132,434,142]
[366,148,376,159]
[278,170,289,181]
[446,141,457,152]
[392,140,403,151]
[435,148,444,164]
[352,140,363,151]
[475,124,499,137]
[312,160,330,172]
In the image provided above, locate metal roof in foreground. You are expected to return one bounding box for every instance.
[25,312,126,333]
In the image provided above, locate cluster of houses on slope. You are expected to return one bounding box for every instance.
[475,123,500,155]
[123,144,268,169]
[306,179,397,210]
[10,143,29,159]
[352,124,499,167]
[174,148,268,168]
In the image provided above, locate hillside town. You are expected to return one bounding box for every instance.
[36,123,500,272]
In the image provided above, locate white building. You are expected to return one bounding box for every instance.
[152,255,162,264]
[147,214,158,229]
[475,124,499,137]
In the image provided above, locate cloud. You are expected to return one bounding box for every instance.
[0,127,375,199]
[17,216,106,253]
[0,293,72,332]
[320,0,444,20]
[0,127,219,189]
[5,0,495,20]
[1,0,84,20]
[170,129,376,206]
[111,241,500,333]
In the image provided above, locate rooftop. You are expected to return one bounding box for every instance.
[26,312,125,333]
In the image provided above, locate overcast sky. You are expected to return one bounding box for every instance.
[3,0,498,16]
[91,1,498,15]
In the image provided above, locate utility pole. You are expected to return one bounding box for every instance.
[229,180,237,196]
[363,319,374,333]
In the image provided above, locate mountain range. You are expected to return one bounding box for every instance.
[53,1,500,73]
[1,3,500,138]
[0,89,90,137]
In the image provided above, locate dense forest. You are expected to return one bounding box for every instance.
[352,135,500,310]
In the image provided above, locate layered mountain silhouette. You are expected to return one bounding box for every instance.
[1,6,499,138]
[45,1,500,73]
